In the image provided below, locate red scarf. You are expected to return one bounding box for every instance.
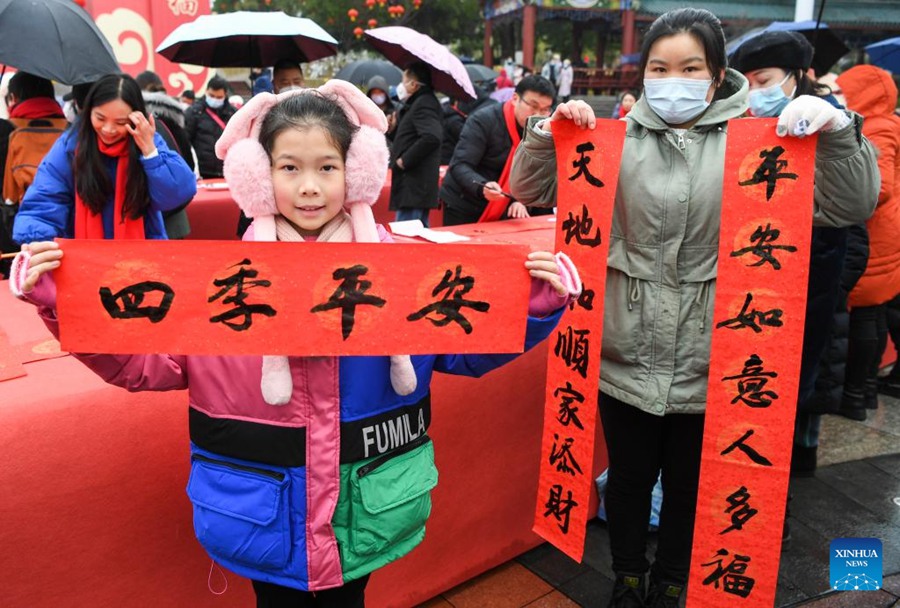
[478,99,521,223]
[74,138,145,239]
[8,97,64,119]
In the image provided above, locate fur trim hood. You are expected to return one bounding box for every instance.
[142,91,185,128]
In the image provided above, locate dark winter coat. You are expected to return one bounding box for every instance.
[144,91,193,172]
[185,98,235,179]
[389,86,442,211]
[439,87,496,164]
[803,224,870,413]
[439,101,511,224]
[144,91,195,238]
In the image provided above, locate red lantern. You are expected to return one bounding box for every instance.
[368,18,377,28]
[413,0,422,8]
[378,0,386,6]
[347,8,359,22]
[354,26,364,38]
[395,4,405,15]
[365,0,375,8]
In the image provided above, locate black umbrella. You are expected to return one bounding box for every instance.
[0,0,119,85]
[156,11,338,68]
[464,63,498,86]
[334,59,403,88]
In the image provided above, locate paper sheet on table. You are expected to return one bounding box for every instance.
[389,220,470,243]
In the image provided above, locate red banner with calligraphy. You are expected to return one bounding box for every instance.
[86,0,211,95]
[687,119,817,607]
[54,240,530,356]
[533,119,626,561]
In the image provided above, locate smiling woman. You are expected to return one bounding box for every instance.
[13,73,196,244]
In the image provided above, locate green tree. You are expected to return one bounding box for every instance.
[214,0,485,60]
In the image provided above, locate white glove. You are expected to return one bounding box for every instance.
[776,95,851,137]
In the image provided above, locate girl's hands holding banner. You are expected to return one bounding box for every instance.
[13,241,61,294]
[526,251,582,318]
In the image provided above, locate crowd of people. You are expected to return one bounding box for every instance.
[3,5,900,608]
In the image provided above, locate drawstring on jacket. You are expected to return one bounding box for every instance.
[627,276,641,311]
[695,281,711,333]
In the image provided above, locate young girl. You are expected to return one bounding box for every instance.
[13,73,196,243]
[11,79,580,607]
[509,8,878,608]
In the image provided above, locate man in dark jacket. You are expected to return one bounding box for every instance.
[184,76,235,179]
[440,85,496,165]
[440,75,555,226]
[389,62,442,227]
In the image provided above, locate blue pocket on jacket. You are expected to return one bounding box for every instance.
[187,453,292,569]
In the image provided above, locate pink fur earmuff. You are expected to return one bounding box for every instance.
[215,80,417,405]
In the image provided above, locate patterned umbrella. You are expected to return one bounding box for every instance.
[364,26,476,100]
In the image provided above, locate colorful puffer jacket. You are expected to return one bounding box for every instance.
[838,65,900,307]
[32,283,563,591]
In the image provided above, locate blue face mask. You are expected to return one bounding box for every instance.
[748,74,794,117]
[206,95,225,110]
[643,77,713,125]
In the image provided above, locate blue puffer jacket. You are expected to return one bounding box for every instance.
[13,128,196,243]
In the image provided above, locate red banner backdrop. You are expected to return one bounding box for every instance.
[687,119,817,607]
[54,239,531,356]
[533,119,625,561]
[85,0,211,95]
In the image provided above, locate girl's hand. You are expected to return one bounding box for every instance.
[506,201,530,219]
[126,111,157,156]
[542,99,596,132]
[20,241,62,292]
[526,250,568,296]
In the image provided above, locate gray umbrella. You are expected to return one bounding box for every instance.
[334,60,403,87]
[0,0,119,85]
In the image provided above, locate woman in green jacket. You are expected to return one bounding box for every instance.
[509,8,878,608]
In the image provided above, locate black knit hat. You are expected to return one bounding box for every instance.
[730,30,814,73]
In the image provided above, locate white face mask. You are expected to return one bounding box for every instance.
[277,85,303,94]
[748,74,794,118]
[396,82,410,102]
[206,95,225,109]
[371,93,387,105]
[643,77,713,125]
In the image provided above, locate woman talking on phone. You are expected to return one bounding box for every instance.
[13,73,196,243]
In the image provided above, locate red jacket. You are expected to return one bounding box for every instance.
[838,65,900,307]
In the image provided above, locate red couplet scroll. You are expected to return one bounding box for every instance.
[687,119,817,607]
[54,240,530,356]
[533,119,626,561]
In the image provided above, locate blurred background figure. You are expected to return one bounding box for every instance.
[136,69,195,239]
[834,65,900,417]
[251,74,273,96]
[272,59,304,93]
[184,75,235,179]
[179,89,195,108]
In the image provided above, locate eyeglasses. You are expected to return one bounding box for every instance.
[518,97,552,116]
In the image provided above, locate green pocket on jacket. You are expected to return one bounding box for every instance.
[349,435,438,557]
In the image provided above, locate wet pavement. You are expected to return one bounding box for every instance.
[421,389,900,607]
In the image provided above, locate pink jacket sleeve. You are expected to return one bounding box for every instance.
[10,252,189,392]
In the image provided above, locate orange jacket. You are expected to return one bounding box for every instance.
[838,65,900,307]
